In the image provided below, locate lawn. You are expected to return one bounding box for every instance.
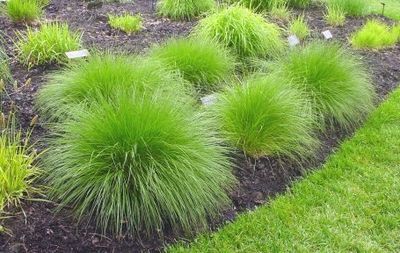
[368,0,400,20]
[171,86,400,252]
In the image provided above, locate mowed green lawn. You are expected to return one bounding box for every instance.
[368,0,400,20]
[170,86,400,252]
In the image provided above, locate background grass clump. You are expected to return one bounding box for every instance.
[5,0,42,23]
[271,42,375,129]
[16,23,81,68]
[0,117,39,212]
[149,38,235,92]
[288,15,310,40]
[0,44,11,84]
[43,92,235,236]
[324,4,346,27]
[157,0,215,21]
[108,13,143,34]
[214,75,317,159]
[351,20,399,49]
[288,0,311,8]
[325,0,368,17]
[193,5,283,58]
[226,0,286,12]
[37,54,190,119]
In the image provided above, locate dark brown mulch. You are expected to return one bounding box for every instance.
[0,1,399,252]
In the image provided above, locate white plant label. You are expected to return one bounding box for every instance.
[288,35,300,47]
[201,94,217,106]
[322,30,333,40]
[65,49,90,59]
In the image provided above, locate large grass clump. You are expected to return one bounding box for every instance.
[16,23,81,67]
[350,20,399,49]
[108,13,143,34]
[326,0,368,17]
[37,54,190,119]
[193,5,283,58]
[271,42,375,129]
[214,75,316,158]
[157,0,215,20]
[149,38,235,92]
[0,118,39,212]
[43,92,235,236]
[5,0,42,23]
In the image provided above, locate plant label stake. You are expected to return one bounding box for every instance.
[288,35,300,47]
[381,2,386,16]
[65,49,90,59]
[322,30,333,40]
[201,94,218,106]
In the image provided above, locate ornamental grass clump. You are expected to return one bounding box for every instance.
[37,54,190,119]
[108,13,143,34]
[149,38,235,92]
[227,0,286,12]
[43,92,235,236]
[350,20,399,49]
[324,4,346,27]
[214,75,317,159]
[157,0,215,20]
[193,5,283,58]
[5,0,42,23]
[288,0,311,8]
[16,23,81,68]
[0,44,11,83]
[326,0,367,17]
[271,42,375,129]
[288,15,310,40]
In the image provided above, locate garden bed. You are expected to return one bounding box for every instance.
[0,1,399,252]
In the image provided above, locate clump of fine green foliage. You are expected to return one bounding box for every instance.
[5,0,42,23]
[271,42,375,129]
[108,13,143,34]
[351,20,399,49]
[157,0,215,20]
[326,0,367,17]
[16,23,81,67]
[227,0,286,12]
[288,15,310,40]
[193,5,283,58]
[0,44,11,83]
[0,116,40,212]
[37,54,190,119]
[287,0,311,8]
[214,75,317,158]
[149,38,235,92]
[43,92,235,236]
[324,4,346,27]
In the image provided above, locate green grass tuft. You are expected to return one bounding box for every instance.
[214,75,317,159]
[193,5,283,58]
[157,0,215,20]
[36,54,191,120]
[5,0,42,23]
[324,4,346,27]
[288,0,311,8]
[16,23,81,68]
[0,44,11,84]
[271,42,375,129]
[149,38,235,92]
[326,0,368,17]
[288,15,310,40]
[43,92,236,236]
[227,0,286,12]
[108,13,143,34]
[351,20,399,49]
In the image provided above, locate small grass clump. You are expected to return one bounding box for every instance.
[44,92,235,236]
[0,44,11,83]
[108,13,143,34]
[149,38,235,92]
[326,0,367,17]
[271,42,375,129]
[324,5,346,27]
[288,15,310,40]
[193,5,283,58]
[288,0,311,8]
[351,20,399,49]
[157,0,214,21]
[16,23,81,68]
[214,75,316,158]
[0,117,39,212]
[37,54,190,119]
[5,0,42,23]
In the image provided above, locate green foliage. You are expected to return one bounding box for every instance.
[287,0,311,8]
[43,92,235,236]
[288,15,309,40]
[324,4,346,27]
[16,23,81,68]
[351,20,399,49]
[5,0,42,23]
[326,0,367,17]
[268,3,291,21]
[108,13,143,34]
[149,38,235,92]
[214,75,317,158]
[0,45,10,83]
[37,54,190,119]
[227,0,286,12]
[157,0,215,20]
[0,116,39,212]
[271,42,375,129]
[193,5,283,58]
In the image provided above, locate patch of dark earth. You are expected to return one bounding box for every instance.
[0,1,399,252]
